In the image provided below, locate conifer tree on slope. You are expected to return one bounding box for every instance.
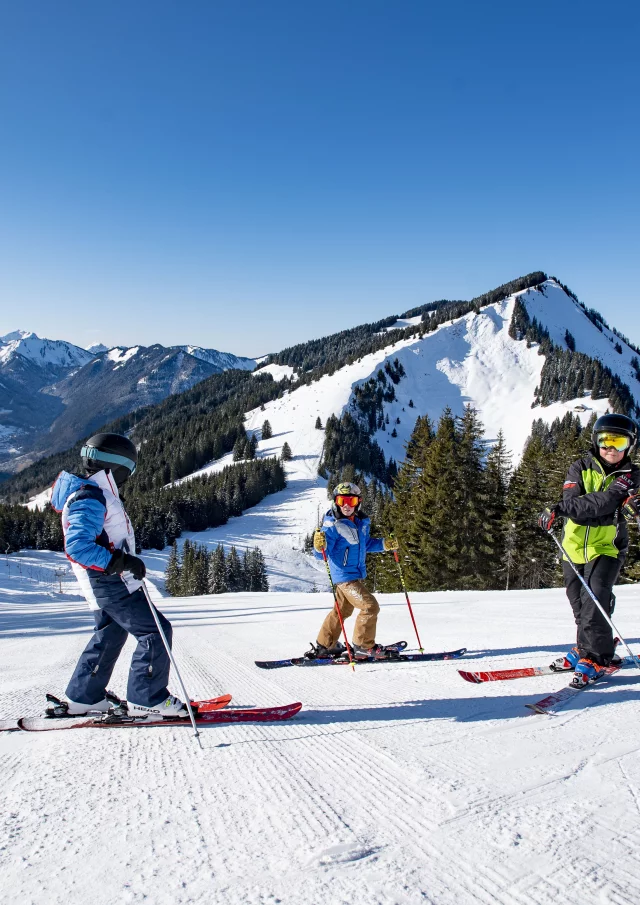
[454,406,494,590]
[192,546,209,596]
[402,408,459,591]
[505,434,557,589]
[208,544,228,594]
[483,429,512,588]
[226,546,243,592]
[165,542,181,596]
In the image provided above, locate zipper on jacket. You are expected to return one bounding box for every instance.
[343,548,349,567]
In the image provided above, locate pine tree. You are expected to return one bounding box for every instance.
[246,433,258,460]
[208,545,228,593]
[281,442,293,461]
[192,545,209,595]
[484,430,512,588]
[165,542,181,596]
[181,539,196,595]
[505,436,558,589]
[315,416,323,429]
[226,546,243,592]
[453,406,493,590]
[401,409,460,591]
[261,420,273,440]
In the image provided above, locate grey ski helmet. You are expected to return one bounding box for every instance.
[331,481,362,516]
[591,413,638,456]
[81,432,138,487]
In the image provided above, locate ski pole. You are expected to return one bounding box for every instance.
[546,530,640,671]
[142,581,202,745]
[321,548,356,672]
[391,544,424,652]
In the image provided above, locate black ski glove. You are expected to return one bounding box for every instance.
[106,549,146,581]
[623,493,640,522]
[537,506,559,533]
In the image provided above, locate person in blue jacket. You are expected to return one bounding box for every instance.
[311,482,398,659]
[50,432,186,718]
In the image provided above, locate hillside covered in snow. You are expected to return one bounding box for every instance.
[150,279,640,591]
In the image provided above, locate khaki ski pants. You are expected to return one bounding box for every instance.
[317,580,380,648]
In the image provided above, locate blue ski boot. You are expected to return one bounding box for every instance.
[571,658,606,688]
[550,646,579,672]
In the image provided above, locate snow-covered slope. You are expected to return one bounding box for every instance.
[2,553,640,905]
[158,280,640,591]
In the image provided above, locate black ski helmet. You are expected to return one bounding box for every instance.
[331,481,362,517]
[81,432,138,487]
[591,413,638,455]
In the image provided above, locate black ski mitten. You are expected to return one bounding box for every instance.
[106,549,146,580]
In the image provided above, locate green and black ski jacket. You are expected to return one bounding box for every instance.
[557,451,640,564]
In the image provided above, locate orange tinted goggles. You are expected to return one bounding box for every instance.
[335,495,360,508]
[596,433,631,451]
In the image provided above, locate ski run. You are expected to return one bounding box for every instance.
[2,553,640,904]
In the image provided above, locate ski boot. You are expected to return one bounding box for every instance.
[550,646,580,672]
[570,658,606,688]
[44,693,113,718]
[304,641,348,661]
[126,694,188,720]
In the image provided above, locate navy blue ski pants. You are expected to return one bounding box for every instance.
[66,586,173,707]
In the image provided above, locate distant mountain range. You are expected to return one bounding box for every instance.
[0,331,256,473]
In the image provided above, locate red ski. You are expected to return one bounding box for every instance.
[192,694,232,712]
[17,702,302,731]
[458,664,565,684]
[525,662,630,715]
[0,694,233,730]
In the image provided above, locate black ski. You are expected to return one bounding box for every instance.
[256,646,467,669]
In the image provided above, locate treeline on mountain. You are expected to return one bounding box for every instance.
[165,539,269,596]
[263,272,548,381]
[350,359,406,432]
[126,457,286,550]
[0,456,286,555]
[0,502,64,555]
[1,370,286,504]
[550,275,640,358]
[510,290,640,418]
[326,406,640,593]
[319,412,397,486]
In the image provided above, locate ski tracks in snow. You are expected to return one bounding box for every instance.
[3,590,640,903]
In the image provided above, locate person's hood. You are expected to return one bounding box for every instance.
[51,471,95,513]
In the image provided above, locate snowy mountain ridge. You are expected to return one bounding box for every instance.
[0,335,258,471]
[160,279,640,592]
[0,330,94,369]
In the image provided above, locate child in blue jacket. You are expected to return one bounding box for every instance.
[312,482,397,658]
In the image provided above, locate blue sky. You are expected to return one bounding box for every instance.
[1,1,638,356]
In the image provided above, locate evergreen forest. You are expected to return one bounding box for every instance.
[164,540,269,596]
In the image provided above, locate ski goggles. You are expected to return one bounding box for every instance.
[81,446,137,475]
[596,433,631,452]
[335,494,360,508]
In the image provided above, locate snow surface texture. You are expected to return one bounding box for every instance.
[155,281,638,592]
[2,550,640,904]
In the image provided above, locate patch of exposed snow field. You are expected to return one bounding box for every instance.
[2,551,640,904]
